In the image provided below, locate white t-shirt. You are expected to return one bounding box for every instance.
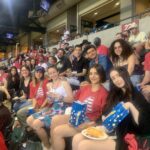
[129,32,147,43]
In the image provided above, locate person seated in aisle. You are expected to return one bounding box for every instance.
[26,65,74,150]
[67,44,88,87]
[72,67,150,150]
[0,66,10,101]
[13,65,32,112]
[51,64,108,150]
[56,48,72,77]
[17,66,48,127]
[109,39,143,86]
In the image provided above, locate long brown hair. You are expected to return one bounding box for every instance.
[104,67,134,113]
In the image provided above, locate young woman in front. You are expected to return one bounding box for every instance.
[51,64,108,150]
[26,65,74,150]
[72,67,150,150]
[16,66,48,127]
[13,65,32,112]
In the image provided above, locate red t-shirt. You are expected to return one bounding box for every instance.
[0,132,7,150]
[29,79,48,107]
[75,85,108,121]
[144,52,150,71]
[97,45,109,56]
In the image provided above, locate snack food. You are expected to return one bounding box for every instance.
[85,127,105,138]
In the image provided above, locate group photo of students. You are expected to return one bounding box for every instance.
[0,21,150,150]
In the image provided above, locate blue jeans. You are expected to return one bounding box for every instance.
[13,100,32,112]
[130,75,142,87]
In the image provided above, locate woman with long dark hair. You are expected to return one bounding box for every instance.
[109,39,143,86]
[72,67,150,150]
[51,64,108,150]
[13,65,32,112]
[7,66,20,98]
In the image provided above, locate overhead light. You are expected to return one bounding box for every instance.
[57,30,59,32]
[94,12,98,15]
[115,2,120,6]
[40,37,43,40]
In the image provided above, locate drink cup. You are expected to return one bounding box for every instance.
[28,107,35,115]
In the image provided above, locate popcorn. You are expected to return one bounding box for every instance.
[69,101,87,127]
[102,102,129,133]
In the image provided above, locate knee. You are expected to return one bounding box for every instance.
[78,141,89,150]
[72,133,85,150]
[53,126,63,137]
[32,119,44,130]
[26,116,34,126]
[72,134,82,146]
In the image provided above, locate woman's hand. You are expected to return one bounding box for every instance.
[141,85,150,95]
[141,85,150,102]
[123,102,132,110]
[48,92,62,100]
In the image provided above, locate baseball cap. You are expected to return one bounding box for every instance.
[35,66,45,73]
[129,22,138,30]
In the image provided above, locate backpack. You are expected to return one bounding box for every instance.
[8,127,27,150]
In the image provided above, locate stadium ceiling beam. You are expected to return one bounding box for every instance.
[20,25,46,33]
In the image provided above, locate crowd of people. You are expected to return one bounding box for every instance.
[0,22,150,150]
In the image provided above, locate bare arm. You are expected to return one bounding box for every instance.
[127,54,136,76]
[32,98,37,109]
[124,102,139,125]
[76,69,87,77]
[3,78,8,89]
[62,81,74,103]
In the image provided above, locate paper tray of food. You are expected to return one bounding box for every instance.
[82,126,108,140]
